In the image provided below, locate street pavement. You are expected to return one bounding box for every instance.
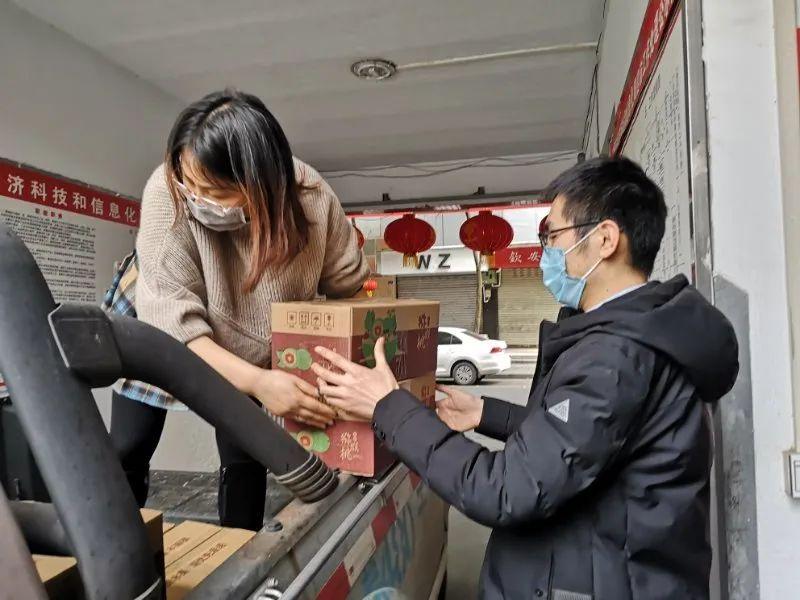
[445,376,531,600]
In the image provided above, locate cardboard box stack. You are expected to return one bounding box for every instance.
[33,509,257,600]
[272,298,439,477]
[162,521,254,600]
[34,509,165,600]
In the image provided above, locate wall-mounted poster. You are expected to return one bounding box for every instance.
[0,158,139,397]
[611,0,693,282]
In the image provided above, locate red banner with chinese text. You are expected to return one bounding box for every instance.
[0,159,140,226]
[494,245,542,269]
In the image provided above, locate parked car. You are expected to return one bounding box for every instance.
[436,327,512,385]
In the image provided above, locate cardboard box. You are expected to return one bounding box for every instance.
[272,298,438,477]
[353,275,397,299]
[165,528,255,600]
[163,520,221,567]
[33,555,82,600]
[272,298,439,388]
[34,509,164,600]
[140,508,166,591]
[283,372,436,477]
[140,508,165,565]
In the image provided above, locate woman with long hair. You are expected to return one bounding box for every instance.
[109,89,367,530]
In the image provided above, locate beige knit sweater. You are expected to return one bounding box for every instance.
[135,158,368,368]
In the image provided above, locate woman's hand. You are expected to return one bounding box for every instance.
[311,337,399,421]
[251,369,336,430]
[435,385,484,432]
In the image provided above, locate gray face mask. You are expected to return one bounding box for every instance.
[176,180,248,232]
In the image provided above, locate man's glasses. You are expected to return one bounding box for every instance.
[538,222,601,248]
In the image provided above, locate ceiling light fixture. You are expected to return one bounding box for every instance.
[350,59,397,81]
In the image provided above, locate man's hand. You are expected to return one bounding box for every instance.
[311,337,399,421]
[435,385,484,432]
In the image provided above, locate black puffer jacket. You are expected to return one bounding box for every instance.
[372,276,738,599]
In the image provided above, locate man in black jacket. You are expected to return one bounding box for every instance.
[312,157,739,600]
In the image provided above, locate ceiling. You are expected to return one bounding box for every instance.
[13,0,604,171]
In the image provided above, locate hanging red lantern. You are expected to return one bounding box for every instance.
[383,214,436,267]
[459,210,514,267]
[362,278,379,298]
[352,219,365,249]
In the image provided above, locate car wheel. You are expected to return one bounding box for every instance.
[452,361,478,386]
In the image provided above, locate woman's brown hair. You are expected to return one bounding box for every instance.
[164,89,311,293]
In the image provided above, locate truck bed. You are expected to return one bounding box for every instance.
[148,465,448,600]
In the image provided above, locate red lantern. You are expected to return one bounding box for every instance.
[459,210,514,267]
[362,278,378,298]
[383,214,436,267]
[352,219,365,249]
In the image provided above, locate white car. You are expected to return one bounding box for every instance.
[436,327,512,385]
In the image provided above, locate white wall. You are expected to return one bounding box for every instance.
[0,0,180,198]
[779,0,800,453]
[0,0,219,472]
[703,0,800,597]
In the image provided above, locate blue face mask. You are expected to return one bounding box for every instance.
[540,225,603,309]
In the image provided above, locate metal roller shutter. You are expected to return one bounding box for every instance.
[397,274,477,331]
[498,268,560,347]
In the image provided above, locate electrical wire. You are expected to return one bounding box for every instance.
[594,68,600,156]
[595,0,609,155]
[581,63,599,154]
[397,42,597,71]
[581,0,606,157]
[323,152,576,180]
[325,152,574,177]
[343,152,574,174]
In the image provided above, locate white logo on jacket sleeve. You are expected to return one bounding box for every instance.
[547,399,570,423]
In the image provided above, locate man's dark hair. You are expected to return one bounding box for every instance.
[542,156,667,276]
